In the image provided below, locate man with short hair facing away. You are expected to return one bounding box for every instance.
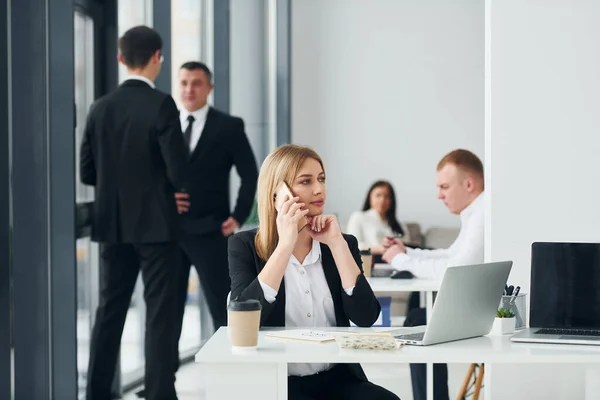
[382,149,485,400]
[80,26,188,400]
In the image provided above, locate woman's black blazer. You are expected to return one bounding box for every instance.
[228,229,382,381]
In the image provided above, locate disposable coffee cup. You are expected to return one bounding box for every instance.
[227,299,262,350]
[360,249,373,277]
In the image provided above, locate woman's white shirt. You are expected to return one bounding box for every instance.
[258,240,354,376]
[346,209,409,249]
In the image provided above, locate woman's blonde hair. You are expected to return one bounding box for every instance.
[255,144,324,261]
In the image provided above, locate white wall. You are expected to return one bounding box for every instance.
[230,0,268,163]
[228,0,268,213]
[291,0,484,231]
[486,0,600,398]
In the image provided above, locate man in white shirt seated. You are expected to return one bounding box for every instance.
[382,149,484,400]
[382,149,484,278]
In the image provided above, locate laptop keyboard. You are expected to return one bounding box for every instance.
[535,328,600,336]
[396,332,425,341]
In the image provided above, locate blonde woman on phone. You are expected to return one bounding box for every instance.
[228,145,399,400]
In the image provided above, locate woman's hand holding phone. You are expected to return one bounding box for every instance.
[276,195,309,250]
[274,182,308,232]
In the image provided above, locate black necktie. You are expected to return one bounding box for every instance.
[183,115,195,148]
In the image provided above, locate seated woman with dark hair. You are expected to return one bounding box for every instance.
[346,180,413,255]
[228,145,400,400]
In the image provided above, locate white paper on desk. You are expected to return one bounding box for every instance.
[329,327,399,335]
[264,329,335,343]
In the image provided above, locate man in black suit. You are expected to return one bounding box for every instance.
[80,26,188,400]
[174,61,258,360]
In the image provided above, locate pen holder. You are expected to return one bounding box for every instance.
[499,293,527,330]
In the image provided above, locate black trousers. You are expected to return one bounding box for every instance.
[404,306,449,400]
[288,364,400,400]
[174,232,230,369]
[86,242,180,400]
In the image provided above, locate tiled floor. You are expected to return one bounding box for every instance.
[124,361,479,400]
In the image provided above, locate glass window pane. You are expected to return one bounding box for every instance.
[118,0,153,83]
[74,10,99,399]
[171,0,203,354]
[171,0,202,106]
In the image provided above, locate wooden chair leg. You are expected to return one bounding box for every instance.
[456,363,476,399]
[473,364,485,400]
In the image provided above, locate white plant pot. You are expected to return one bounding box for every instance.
[491,317,515,335]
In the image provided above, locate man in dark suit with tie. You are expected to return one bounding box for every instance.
[173,61,258,362]
[80,26,188,400]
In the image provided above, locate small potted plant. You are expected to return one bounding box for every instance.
[492,307,516,335]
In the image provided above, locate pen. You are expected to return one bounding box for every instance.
[510,286,521,305]
[504,285,509,295]
[506,285,514,296]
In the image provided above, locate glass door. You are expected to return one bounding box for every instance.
[74,1,208,395]
[170,0,204,355]
[74,8,100,399]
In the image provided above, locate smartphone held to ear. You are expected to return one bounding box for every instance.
[274,182,309,232]
[274,182,293,212]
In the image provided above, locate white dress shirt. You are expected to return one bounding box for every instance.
[346,208,411,249]
[124,74,155,88]
[259,240,354,376]
[179,104,209,152]
[390,192,485,279]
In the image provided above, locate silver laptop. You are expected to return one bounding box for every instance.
[393,261,512,346]
[511,242,600,346]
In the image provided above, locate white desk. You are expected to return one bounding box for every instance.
[367,272,442,399]
[195,327,600,400]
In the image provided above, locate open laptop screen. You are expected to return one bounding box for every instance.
[530,242,600,329]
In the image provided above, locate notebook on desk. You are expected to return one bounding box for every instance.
[511,242,600,346]
[264,330,336,343]
[264,329,398,344]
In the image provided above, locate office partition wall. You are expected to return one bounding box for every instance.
[0,0,10,397]
[5,0,77,398]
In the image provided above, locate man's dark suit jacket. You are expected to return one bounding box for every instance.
[79,79,189,243]
[228,229,381,381]
[179,107,258,234]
